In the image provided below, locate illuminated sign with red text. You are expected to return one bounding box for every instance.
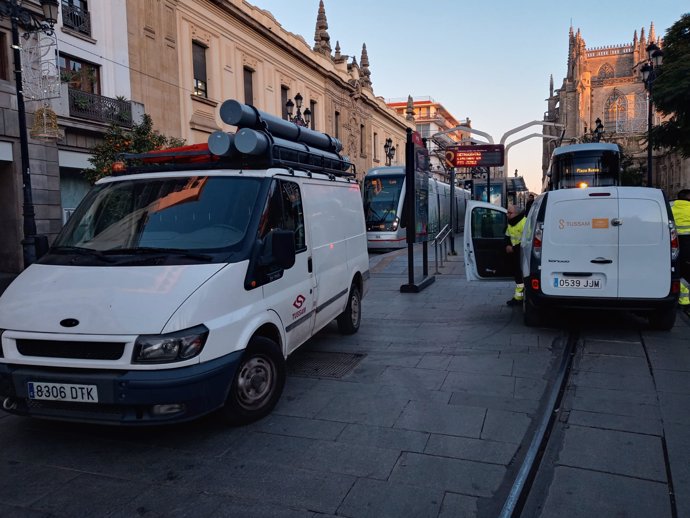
[445,144,505,168]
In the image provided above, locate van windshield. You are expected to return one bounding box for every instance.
[48,176,262,265]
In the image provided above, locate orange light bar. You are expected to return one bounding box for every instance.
[112,161,126,173]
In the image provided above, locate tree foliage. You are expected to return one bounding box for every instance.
[83,114,185,183]
[650,13,690,157]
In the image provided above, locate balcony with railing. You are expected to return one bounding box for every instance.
[61,1,91,37]
[68,89,133,127]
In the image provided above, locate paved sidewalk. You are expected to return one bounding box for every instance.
[0,243,688,517]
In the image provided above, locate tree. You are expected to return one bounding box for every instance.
[83,114,185,183]
[650,13,690,157]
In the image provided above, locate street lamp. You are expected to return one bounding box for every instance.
[384,137,396,166]
[285,92,311,127]
[593,118,604,142]
[0,0,59,268]
[641,42,664,187]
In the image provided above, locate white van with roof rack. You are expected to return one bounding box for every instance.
[0,100,369,425]
[464,143,680,329]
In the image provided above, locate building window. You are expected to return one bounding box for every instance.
[192,42,208,98]
[417,123,431,139]
[243,67,254,106]
[59,54,100,94]
[61,0,91,37]
[309,100,316,130]
[281,86,289,119]
[360,124,365,155]
[334,111,340,139]
[373,132,379,160]
[597,63,615,79]
[604,92,628,133]
[0,32,8,81]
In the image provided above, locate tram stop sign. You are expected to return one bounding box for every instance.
[445,144,505,168]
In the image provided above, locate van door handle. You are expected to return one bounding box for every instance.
[308,257,313,273]
[590,257,613,264]
[611,218,622,226]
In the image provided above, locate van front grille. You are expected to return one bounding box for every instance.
[16,339,125,360]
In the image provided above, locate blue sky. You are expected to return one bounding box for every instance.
[249,1,687,192]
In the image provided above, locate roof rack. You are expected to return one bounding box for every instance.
[115,100,355,178]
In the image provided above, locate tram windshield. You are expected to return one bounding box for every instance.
[362,174,405,230]
[552,150,620,189]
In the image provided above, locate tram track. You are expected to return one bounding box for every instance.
[500,325,680,518]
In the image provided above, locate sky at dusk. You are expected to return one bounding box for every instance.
[248,0,687,193]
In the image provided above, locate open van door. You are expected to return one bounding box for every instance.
[463,201,514,281]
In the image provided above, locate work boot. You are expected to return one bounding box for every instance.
[506,298,522,307]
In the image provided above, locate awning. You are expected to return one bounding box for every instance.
[58,150,92,170]
[0,141,13,162]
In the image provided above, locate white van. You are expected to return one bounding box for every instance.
[464,186,680,329]
[0,100,369,425]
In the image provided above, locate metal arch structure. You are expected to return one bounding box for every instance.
[503,133,561,196]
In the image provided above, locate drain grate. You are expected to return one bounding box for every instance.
[287,351,365,379]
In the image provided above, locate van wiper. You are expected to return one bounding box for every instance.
[104,247,214,262]
[51,246,116,263]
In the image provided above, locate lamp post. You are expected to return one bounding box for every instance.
[285,92,312,127]
[593,118,604,142]
[0,0,59,269]
[383,137,396,166]
[641,42,664,187]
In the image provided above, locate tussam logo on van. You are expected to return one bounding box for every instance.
[559,219,591,230]
[292,294,307,320]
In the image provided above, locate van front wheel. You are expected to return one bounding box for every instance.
[221,336,286,426]
[337,283,361,335]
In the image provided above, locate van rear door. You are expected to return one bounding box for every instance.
[463,201,513,281]
[540,188,618,298]
[618,190,670,298]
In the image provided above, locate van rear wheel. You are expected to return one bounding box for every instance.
[337,283,361,335]
[523,293,542,327]
[648,308,676,331]
[221,336,286,425]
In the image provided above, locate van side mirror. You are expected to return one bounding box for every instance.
[261,229,296,270]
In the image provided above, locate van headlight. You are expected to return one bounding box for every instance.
[133,325,209,364]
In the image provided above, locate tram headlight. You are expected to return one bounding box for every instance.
[391,217,399,231]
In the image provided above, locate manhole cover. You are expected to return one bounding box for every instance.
[288,351,365,379]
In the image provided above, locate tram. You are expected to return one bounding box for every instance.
[543,142,622,191]
[363,166,471,251]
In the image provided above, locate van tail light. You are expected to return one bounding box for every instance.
[671,280,680,294]
[670,222,680,261]
[532,223,543,260]
[531,278,540,291]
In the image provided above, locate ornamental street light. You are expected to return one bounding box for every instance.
[383,137,396,166]
[593,118,604,142]
[285,92,311,127]
[0,0,59,268]
[641,41,664,187]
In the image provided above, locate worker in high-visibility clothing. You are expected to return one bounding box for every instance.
[505,205,527,306]
[672,189,690,309]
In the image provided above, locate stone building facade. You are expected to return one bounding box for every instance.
[126,0,412,184]
[543,23,689,196]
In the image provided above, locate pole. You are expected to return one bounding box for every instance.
[647,80,653,188]
[449,167,456,254]
[487,166,491,204]
[11,15,38,268]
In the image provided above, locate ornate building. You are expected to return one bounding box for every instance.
[126,0,412,184]
[387,96,469,181]
[543,23,689,195]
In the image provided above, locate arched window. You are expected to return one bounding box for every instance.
[597,63,615,79]
[604,91,628,133]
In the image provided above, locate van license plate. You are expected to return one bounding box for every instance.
[27,382,98,403]
[554,277,601,289]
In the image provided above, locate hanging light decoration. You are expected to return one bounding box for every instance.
[30,102,62,140]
